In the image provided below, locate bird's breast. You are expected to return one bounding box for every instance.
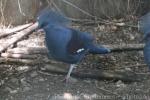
[144,41,150,66]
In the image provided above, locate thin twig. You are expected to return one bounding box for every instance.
[95,81,122,99]
[61,0,96,18]
[17,0,26,16]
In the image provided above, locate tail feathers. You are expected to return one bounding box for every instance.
[37,8,70,28]
[88,44,111,54]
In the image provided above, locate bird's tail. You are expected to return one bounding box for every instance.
[87,44,111,54]
[139,12,150,39]
[37,8,70,28]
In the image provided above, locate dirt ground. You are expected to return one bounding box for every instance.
[0,18,150,100]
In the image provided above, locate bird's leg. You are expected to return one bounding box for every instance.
[64,64,76,82]
[66,64,75,79]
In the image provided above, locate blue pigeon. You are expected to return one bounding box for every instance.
[37,9,111,81]
[139,12,150,71]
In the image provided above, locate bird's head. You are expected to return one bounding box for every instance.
[37,8,70,29]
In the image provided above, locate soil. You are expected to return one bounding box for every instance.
[0,19,150,100]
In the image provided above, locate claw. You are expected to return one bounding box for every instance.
[62,77,70,83]
[61,64,76,83]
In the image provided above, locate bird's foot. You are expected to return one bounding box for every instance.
[61,76,70,83]
[61,76,77,83]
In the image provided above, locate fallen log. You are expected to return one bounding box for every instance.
[0,57,144,82]
[40,64,143,82]
[0,57,56,65]
[1,53,37,59]
[0,58,32,64]
[7,47,48,54]
[105,44,144,52]
[0,22,39,53]
[0,23,33,38]
[6,44,144,56]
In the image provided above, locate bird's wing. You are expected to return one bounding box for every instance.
[67,29,94,54]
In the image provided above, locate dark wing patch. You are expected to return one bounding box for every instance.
[67,30,85,54]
